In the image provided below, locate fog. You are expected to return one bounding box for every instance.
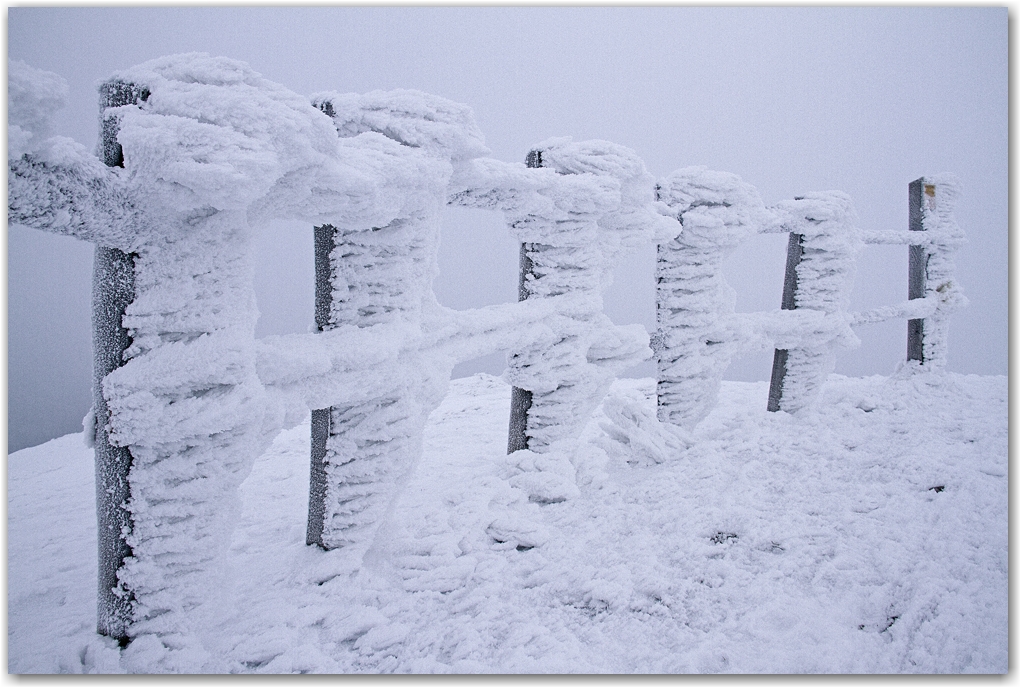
[7,7,1007,452]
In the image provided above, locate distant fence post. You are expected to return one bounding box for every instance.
[93,79,147,644]
[766,231,804,412]
[506,150,541,454]
[907,178,932,363]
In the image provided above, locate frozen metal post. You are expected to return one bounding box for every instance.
[306,224,337,547]
[766,231,804,412]
[907,178,932,362]
[506,150,541,453]
[94,79,146,644]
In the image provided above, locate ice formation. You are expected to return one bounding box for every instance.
[452,138,679,453]
[9,54,487,667]
[653,167,771,429]
[652,166,964,427]
[906,176,967,368]
[300,89,486,553]
[654,168,864,425]
[8,52,966,669]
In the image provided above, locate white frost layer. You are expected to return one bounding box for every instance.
[311,89,490,162]
[654,167,869,424]
[8,372,1008,673]
[768,191,861,413]
[453,138,679,453]
[654,167,770,429]
[308,90,483,554]
[9,53,484,669]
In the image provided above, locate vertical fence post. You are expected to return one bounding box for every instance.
[93,80,146,644]
[306,224,336,548]
[506,150,541,454]
[766,231,804,412]
[907,178,931,362]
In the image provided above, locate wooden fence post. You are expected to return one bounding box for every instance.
[93,79,146,644]
[907,178,932,362]
[506,150,541,454]
[766,231,804,412]
[306,224,336,547]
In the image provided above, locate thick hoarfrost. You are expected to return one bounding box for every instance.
[654,167,771,429]
[88,54,386,669]
[299,89,479,554]
[767,191,862,413]
[453,138,679,454]
[9,61,147,249]
[448,137,679,507]
[9,52,968,670]
[653,165,965,429]
[9,54,490,669]
[9,54,679,662]
[654,167,870,425]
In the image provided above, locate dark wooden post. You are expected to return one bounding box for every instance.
[766,231,804,412]
[306,224,337,547]
[907,178,933,362]
[506,150,542,454]
[94,80,147,644]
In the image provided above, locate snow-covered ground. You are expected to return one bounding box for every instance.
[8,370,1007,674]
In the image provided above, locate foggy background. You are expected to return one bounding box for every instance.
[7,7,1007,452]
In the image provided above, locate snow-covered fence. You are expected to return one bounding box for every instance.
[9,55,677,657]
[653,167,965,429]
[293,95,678,553]
[9,53,964,664]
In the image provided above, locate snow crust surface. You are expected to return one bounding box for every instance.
[8,372,1007,673]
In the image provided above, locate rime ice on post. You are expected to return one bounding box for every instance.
[654,168,767,430]
[766,192,861,413]
[499,139,676,453]
[91,80,147,644]
[506,150,542,454]
[8,60,147,644]
[907,176,966,368]
[9,54,395,667]
[306,90,488,551]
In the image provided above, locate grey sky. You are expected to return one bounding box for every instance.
[7,7,1007,452]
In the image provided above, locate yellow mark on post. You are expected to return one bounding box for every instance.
[924,184,936,212]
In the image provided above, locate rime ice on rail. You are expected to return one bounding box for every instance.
[8,52,965,672]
